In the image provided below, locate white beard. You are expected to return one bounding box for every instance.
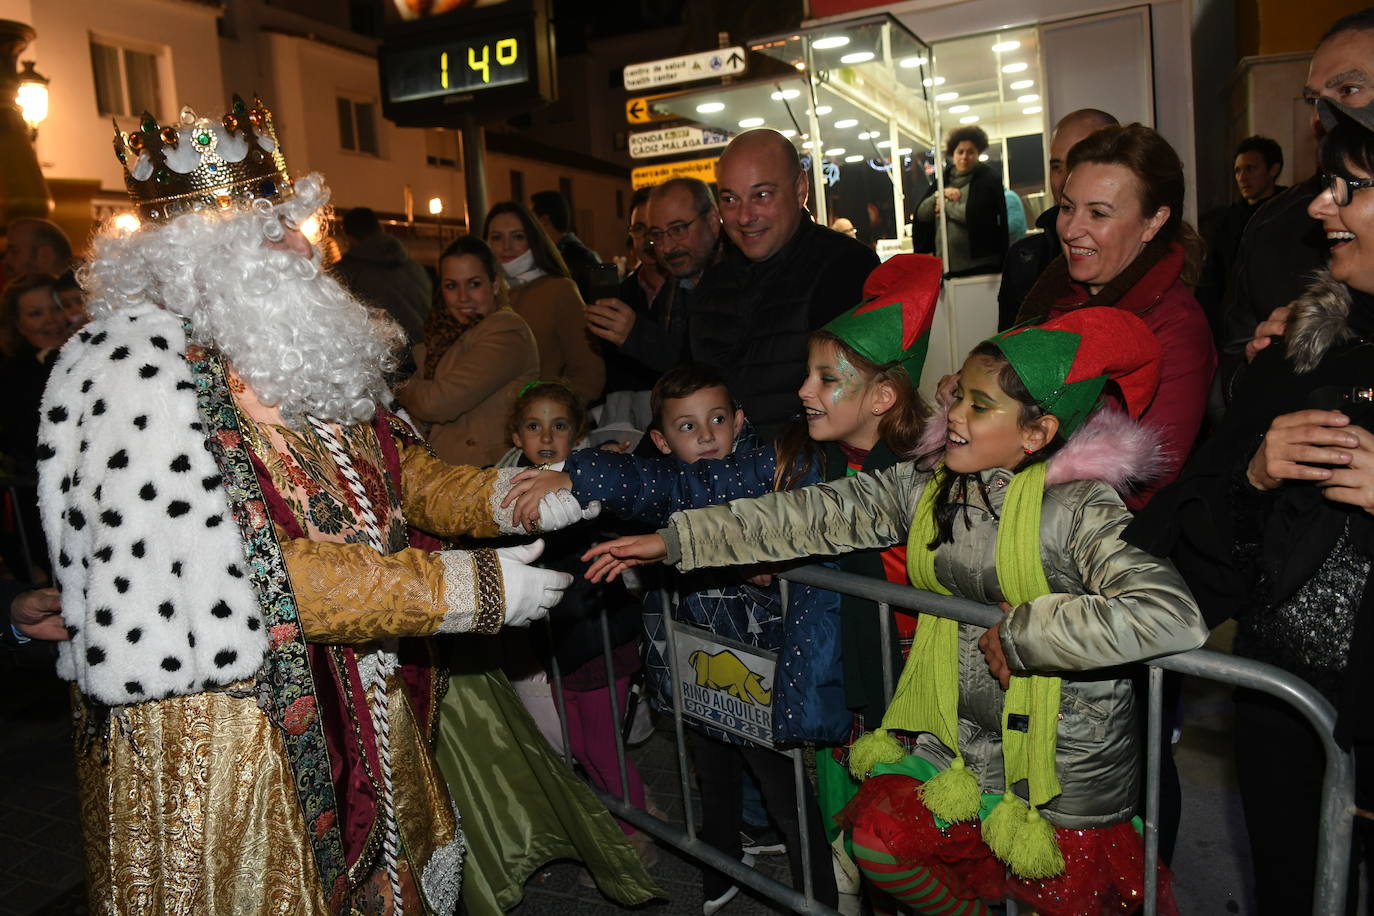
[81,174,405,430]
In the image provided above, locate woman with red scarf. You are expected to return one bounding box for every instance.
[1012,124,1214,509]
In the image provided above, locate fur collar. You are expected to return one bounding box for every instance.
[1285,269,1357,374]
[912,399,1167,495]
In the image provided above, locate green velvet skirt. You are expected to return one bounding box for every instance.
[434,638,662,913]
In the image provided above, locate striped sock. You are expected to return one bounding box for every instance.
[850,826,991,916]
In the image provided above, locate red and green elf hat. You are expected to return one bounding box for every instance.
[822,253,942,384]
[990,307,1161,436]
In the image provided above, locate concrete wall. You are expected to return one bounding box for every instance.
[1192,0,1239,214]
[3,0,224,194]
[0,0,633,259]
[1238,0,1364,57]
[518,25,692,171]
[1228,52,1315,187]
[256,34,630,257]
[257,32,468,227]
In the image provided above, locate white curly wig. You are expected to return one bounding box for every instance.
[80,173,404,429]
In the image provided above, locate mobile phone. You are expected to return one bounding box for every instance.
[1306,385,1374,429]
[1300,385,1374,470]
[588,263,622,302]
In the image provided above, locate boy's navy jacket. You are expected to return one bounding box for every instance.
[497,454,641,683]
[564,429,904,743]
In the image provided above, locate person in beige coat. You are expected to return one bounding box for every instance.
[396,235,539,466]
[483,201,605,403]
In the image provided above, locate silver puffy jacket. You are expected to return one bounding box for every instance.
[661,459,1208,829]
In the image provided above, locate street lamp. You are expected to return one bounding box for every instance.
[0,19,52,222]
[429,197,443,249]
[16,59,46,138]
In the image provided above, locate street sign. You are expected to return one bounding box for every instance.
[629,125,731,159]
[631,156,720,189]
[625,93,679,125]
[623,47,747,91]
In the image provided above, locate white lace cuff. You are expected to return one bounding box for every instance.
[488,466,524,534]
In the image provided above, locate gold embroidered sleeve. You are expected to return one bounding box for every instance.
[398,441,525,538]
[282,536,508,642]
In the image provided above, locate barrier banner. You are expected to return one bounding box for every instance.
[671,622,776,747]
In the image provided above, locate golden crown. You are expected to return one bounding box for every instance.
[112,94,295,223]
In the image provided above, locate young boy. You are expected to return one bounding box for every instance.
[512,364,837,914]
[646,367,745,463]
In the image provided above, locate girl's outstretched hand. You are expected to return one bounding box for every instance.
[503,469,573,530]
[582,534,668,582]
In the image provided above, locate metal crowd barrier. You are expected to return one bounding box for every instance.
[553,562,1356,916]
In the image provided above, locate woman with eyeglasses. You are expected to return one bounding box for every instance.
[482,201,604,404]
[1126,97,1374,915]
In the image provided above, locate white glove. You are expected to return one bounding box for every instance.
[495,540,574,627]
[533,489,601,532]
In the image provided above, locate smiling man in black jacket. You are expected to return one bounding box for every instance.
[691,129,880,439]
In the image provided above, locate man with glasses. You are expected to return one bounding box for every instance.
[587,177,722,376]
[599,187,665,398]
[1221,7,1374,396]
[692,128,878,439]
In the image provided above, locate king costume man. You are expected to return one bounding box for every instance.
[34,97,641,915]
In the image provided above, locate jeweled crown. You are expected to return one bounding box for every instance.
[112,94,295,223]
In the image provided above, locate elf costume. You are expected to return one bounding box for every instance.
[653,308,1209,915]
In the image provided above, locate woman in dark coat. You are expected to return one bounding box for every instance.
[0,272,67,578]
[914,125,1008,276]
[1126,97,1374,915]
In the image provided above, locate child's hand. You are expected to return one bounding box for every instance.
[503,469,573,529]
[740,562,783,588]
[581,534,668,582]
[978,602,1014,690]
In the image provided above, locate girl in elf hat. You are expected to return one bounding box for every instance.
[584,306,1209,915]
[503,254,942,907]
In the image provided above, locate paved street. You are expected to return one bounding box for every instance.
[2,629,1258,915]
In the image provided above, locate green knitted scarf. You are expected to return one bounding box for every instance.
[846,462,1066,879]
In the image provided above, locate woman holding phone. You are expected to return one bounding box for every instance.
[483,201,605,403]
[1128,97,1374,915]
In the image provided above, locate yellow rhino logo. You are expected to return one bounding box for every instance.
[688,649,772,705]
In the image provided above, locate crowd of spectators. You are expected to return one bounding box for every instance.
[6,7,1374,913]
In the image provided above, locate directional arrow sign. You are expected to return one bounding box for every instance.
[625,93,678,125]
[629,125,731,160]
[623,47,748,91]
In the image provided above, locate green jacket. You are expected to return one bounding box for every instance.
[660,457,1207,828]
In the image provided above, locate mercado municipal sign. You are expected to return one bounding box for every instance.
[631,156,719,189]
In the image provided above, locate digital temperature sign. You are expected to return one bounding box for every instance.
[385,31,533,102]
[378,0,554,126]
